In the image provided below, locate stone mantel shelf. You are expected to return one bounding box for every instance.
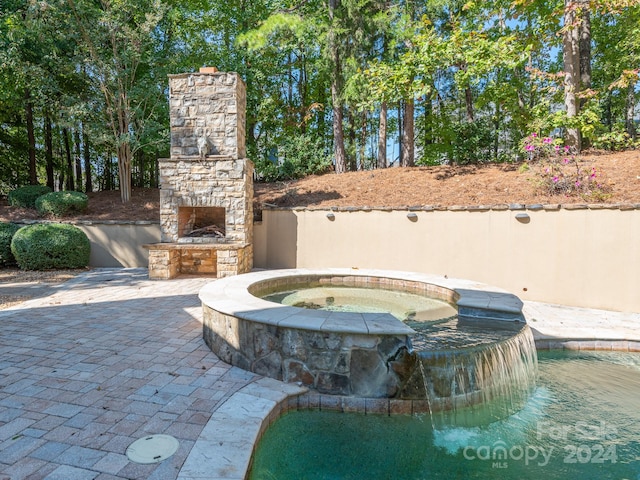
[144,242,251,251]
[159,156,251,162]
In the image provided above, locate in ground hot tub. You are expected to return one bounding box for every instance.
[199,269,536,414]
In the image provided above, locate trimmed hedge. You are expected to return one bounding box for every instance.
[7,185,52,208]
[11,223,90,270]
[35,191,89,217]
[0,222,21,266]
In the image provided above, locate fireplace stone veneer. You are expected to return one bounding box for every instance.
[146,69,254,279]
[158,157,253,245]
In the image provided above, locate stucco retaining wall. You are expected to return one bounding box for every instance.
[78,222,161,267]
[253,206,640,312]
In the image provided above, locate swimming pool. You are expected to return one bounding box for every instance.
[249,350,640,479]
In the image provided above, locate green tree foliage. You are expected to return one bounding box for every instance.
[66,0,172,202]
[255,132,332,181]
[0,0,638,188]
[591,3,640,144]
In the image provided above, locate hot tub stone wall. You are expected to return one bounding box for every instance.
[202,304,409,397]
[199,269,529,401]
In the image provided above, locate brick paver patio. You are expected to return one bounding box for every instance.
[0,269,257,480]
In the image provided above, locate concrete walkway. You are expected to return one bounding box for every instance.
[525,301,640,350]
[1,268,639,479]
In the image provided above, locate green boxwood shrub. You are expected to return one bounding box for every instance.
[0,222,22,266]
[11,223,90,270]
[7,185,52,208]
[35,191,88,217]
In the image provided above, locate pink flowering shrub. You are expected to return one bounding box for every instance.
[521,134,611,199]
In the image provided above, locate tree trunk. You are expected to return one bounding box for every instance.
[25,91,38,185]
[401,99,415,167]
[63,127,74,191]
[346,110,357,171]
[493,102,501,161]
[83,127,93,192]
[137,150,145,188]
[44,113,54,190]
[118,145,132,202]
[604,90,612,132]
[58,131,66,191]
[74,128,83,191]
[117,137,132,202]
[398,101,403,166]
[627,82,637,141]
[104,155,112,191]
[58,169,64,192]
[377,102,387,169]
[332,87,347,173]
[288,51,294,114]
[329,0,347,174]
[578,2,591,97]
[359,110,367,170]
[153,151,159,188]
[116,96,133,202]
[578,0,591,148]
[563,0,581,150]
[464,85,474,123]
[423,94,433,154]
[300,53,308,134]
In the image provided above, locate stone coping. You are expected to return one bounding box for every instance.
[8,202,638,229]
[260,203,640,212]
[9,219,159,225]
[177,377,307,480]
[198,268,525,337]
[525,301,640,344]
[536,339,640,351]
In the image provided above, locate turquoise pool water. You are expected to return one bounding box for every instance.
[249,351,640,479]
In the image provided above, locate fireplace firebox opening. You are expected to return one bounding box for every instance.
[178,206,226,239]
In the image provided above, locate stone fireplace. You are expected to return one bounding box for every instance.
[145,68,253,279]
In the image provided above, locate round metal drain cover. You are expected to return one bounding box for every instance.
[126,434,179,464]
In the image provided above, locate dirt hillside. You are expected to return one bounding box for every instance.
[254,150,640,210]
[1,150,639,223]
